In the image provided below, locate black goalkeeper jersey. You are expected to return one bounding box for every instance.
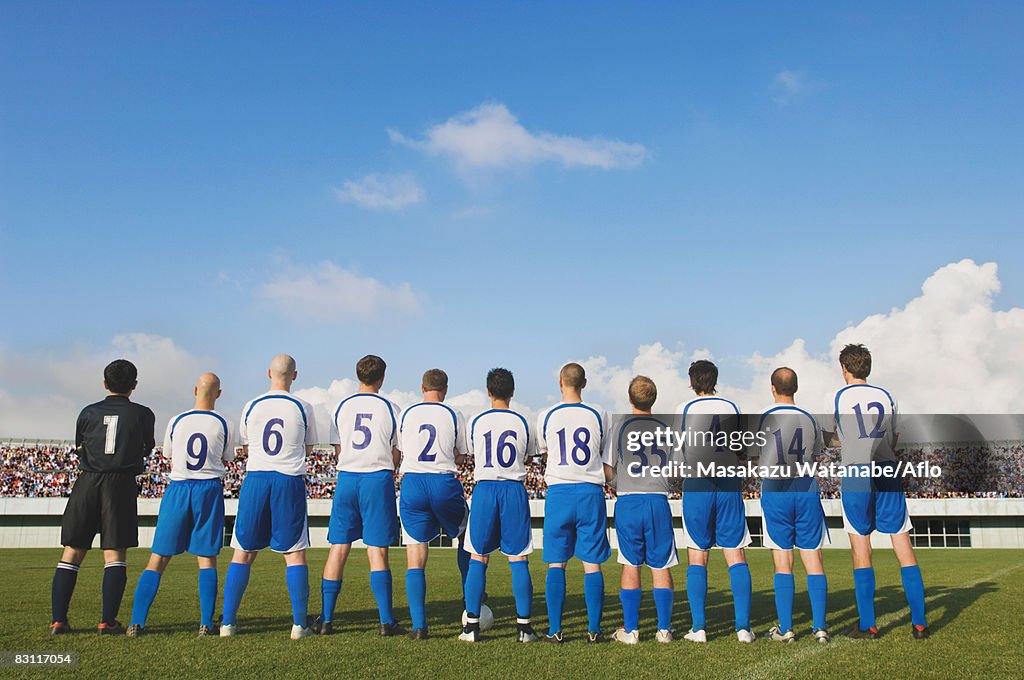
[75,395,156,474]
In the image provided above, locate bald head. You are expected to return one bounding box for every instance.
[771,367,798,398]
[193,372,222,408]
[559,363,586,391]
[268,354,297,390]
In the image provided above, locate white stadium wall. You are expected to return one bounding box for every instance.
[1,497,1022,550]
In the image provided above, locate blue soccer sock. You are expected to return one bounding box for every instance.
[853,567,877,630]
[584,571,605,634]
[369,569,395,625]
[406,568,427,631]
[198,568,217,628]
[464,560,487,618]
[652,587,673,632]
[457,545,471,591]
[545,567,566,635]
[509,560,533,620]
[686,565,708,631]
[900,565,927,628]
[321,578,342,623]
[129,569,161,627]
[774,573,795,633]
[620,587,641,633]
[807,573,828,631]
[285,564,309,627]
[221,562,251,627]
[729,562,752,632]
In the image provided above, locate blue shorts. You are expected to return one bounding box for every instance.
[761,478,828,551]
[543,483,610,564]
[399,473,468,544]
[464,480,533,557]
[841,463,913,535]
[681,477,751,550]
[614,494,678,568]
[231,472,309,553]
[151,478,224,557]
[329,470,399,547]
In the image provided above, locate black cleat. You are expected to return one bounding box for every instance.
[911,624,930,640]
[543,631,564,644]
[379,622,407,637]
[197,624,219,637]
[408,628,430,640]
[846,626,880,640]
[587,631,606,644]
[517,623,538,643]
[313,616,334,636]
[50,621,72,636]
[126,624,143,638]
[98,620,124,636]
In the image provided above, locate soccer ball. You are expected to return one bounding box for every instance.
[461,603,494,631]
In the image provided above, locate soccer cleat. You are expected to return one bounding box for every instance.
[766,626,795,643]
[313,616,333,636]
[408,628,430,640]
[516,623,538,643]
[586,631,606,644]
[379,622,407,637]
[684,629,707,643]
[611,627,639,644]
[814,628,830,644]
[290,624,314,640]
[49,622,72,636]
[125,624,143,638]
[736,628,756,643]
[846,626,880,640]
[97,620,124,635]
[219,623,237,637]
[543,631,564,644]
[655,629,673,643]
[911,624,930,640]
[458,624,479,643]
[197,625,219,637]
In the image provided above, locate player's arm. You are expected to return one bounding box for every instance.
[304,403,317,456]
[143,407,157,456]
[223,421,237,463]
[535,411,548,462]
[162,420,174,460]
[600,412,615,483]
[238,409,249,455]
[391,402,403,468]
[453,411,469,465]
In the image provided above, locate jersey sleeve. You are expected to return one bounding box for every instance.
[143,407,157,455]
[455,410,468,455]
[390,402,403,452]
[223,420,237,463]
[304,402,317,446]
[238,406,250,446]
[535,410,548,456]
[162,419,174,460]
[600,410,614,466]
[75,408,87,450]
[329,404,341,445]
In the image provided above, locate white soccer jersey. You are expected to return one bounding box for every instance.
[537,401,610,486]
[239,390,316,477]
[833,384,899,465]
[331,392,402,473]
[398,402,466,475]
[163,409,236,481]
[469,408,534,482]
[677,396,741,468]
[605,415,679,496]
[756,404,822,476]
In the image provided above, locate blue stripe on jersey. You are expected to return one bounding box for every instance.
[245,394,308,430]
[334,393,397,438]
[170,410,229,457]
[616,416,669,463]
[541,403,604,441]
[758,406,819,439]
[681,396,739,431]
[470,409,531,452]
[400,402,457,439]
[833,384,896,436]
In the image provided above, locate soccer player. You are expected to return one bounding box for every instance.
[50,359,155,635]
[126,373,234,637]
[829,344,928,639]
[398,368,471,640]
[460,368,538,643]
[537,363,612,644]
[678,359,755,643]
[606,376,678,645]
[757,367,830,644]
[220,355,316,640]
[318,355,405,636]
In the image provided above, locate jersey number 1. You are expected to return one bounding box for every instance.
[102,415,119,455]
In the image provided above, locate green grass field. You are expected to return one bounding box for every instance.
[2,548,1022,679]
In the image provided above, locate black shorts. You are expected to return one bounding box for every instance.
[60,471,140,550]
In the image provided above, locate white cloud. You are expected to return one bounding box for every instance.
[581,260,1024,415]
[260,261,421,321]
[334,173,425,210]
[389,102,647,170]
[771,69,817,105]
[0,334,209,440]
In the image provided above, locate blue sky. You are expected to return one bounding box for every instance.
[2,2,1023,434]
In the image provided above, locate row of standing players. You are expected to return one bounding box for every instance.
[49,344,928,644]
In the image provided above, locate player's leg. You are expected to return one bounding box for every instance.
[650,567,674,641]
[222,472,271,634]
[574,485,611,641]
[685,548,709,641]
[283,549,313,638]
[848,532,877,635]
[51,546,88,633]
[891,532,928,636]
[221,548,257,634]
[799,548,829,641]
[196,555,218,634]
[616,565,642,642]
[127,553,172,634]
[319,543,349,631]
[187,478,225,634]
[646,495,677,641]
[718,483,753,642]
[98,472,138,633]
[542,486,572,641]
[405,542,429,636]
[52,470,100,633]
[794,489,829,642]
[361,470,402,634]
[682,479,712,641]
[770,549,796,641]
[723,547,753,641]
[267,474,312,638]
[612,495,642,642]
[320,471,362,631]
[499,482,537,641]
[461,553,489,641]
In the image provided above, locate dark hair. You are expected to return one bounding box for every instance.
[689,359,718,395]
[356,355,387,385]
[559,362,586,390]
[422,368,448,392]
[770,367,798,397]
[628,375,657,411]
[104,359,138,394]
[486,368,515,401]
[839,344,872,379]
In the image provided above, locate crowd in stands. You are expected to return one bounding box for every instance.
[3,443,1023,500]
